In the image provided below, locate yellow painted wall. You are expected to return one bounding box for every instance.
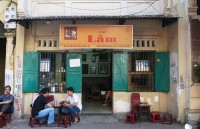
[25,19,167,52]
[113,92,167,113]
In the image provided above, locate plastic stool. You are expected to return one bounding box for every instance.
[125,112,136,124]
[29,117,41,128]
[162,114,172,124]
[58,115,71,128]
[150,111,161,123]
[0,116,6,128]
[2,114,12,123]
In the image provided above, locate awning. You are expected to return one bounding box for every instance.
[8,15,178,28]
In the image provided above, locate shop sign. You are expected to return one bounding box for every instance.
[59,25,133,49]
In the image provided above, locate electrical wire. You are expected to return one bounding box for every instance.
[42,0,149,11]
[127,0,157,15]
[26,0,158,17]
[20,0,158,18]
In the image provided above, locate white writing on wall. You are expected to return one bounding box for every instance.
[14,56,23,111]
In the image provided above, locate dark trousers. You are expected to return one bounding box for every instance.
[0,103,12,114]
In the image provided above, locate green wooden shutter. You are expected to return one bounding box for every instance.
[66,53,82,92]
[23,52,39,92]
[155,52,170,92]
[113,53,128,91]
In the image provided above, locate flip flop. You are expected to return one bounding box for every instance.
[72,120,79,124]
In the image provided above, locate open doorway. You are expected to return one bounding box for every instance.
[0,38,6,94]
[81,51,113,113]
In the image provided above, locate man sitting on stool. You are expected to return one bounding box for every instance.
[61,87,82,123]
[0,85,14,116]
[31,88,57,127]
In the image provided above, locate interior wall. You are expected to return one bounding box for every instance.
[82,77,112,92]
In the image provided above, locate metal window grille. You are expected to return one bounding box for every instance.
[39,52,66,92]
[129,52,154,92]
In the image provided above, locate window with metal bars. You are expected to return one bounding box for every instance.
[39,52,66,93]
[128,52,154,91]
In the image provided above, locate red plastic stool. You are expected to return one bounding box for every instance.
[162,114,172,124]
[58,115,71,128]
[150,111,161,123]
[3,114,12,123]
[29,117,41,128]
[0,116,6,128]
[125,112,136,124]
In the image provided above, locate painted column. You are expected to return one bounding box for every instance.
[4,33,15,92]
[14,24,25,118]
[176,0,188,123]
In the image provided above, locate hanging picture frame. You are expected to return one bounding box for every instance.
[90,66,96,74]
[82,64,88,74]
[98,61,108,74]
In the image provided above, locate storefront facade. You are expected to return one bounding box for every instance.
[14,17,178,118]
[9,0,192,123]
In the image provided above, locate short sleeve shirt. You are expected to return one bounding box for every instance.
[0,94,14,112]
[66,93,82,110]
[31,94,48,117]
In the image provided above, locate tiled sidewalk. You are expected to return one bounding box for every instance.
[2,115,184,129]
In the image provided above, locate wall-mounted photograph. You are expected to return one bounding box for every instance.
[64,27,77,40]
[98,62,108,74]
[90,66,96,74]
[82,54,87,62]
[82,64,89,74]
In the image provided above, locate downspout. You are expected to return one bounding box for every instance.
[185,0,191,123]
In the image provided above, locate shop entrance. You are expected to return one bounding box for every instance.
[81,50,113,113]
[0,38,6,94]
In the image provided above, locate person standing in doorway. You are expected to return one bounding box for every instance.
[61,87,82,123]
[0,85,14,116]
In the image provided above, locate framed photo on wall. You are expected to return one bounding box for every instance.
[90,66,96,74]
[82,64,88,74]
[82,54,87,62]
[98,61,108,74]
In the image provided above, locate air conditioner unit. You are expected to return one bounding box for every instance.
[4,7,17,29]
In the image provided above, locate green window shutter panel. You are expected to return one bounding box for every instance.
[155,52,170,92]
[66,53,82,93]
[113,53,128,91]
[23,52,39,92]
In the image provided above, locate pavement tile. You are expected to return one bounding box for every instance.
[1,116,184,129]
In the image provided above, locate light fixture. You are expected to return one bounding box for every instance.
[45,20,51,25]
[91,54,96,62]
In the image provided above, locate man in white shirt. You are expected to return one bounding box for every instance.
[61,87,82,123]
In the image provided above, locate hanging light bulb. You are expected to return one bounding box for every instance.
[91,54,96,62]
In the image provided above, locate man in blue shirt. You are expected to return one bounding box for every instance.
[0,85,14,115]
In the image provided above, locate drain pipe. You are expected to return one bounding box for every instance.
[185,0,191,123]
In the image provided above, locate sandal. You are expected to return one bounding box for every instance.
[72,118,79,124]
